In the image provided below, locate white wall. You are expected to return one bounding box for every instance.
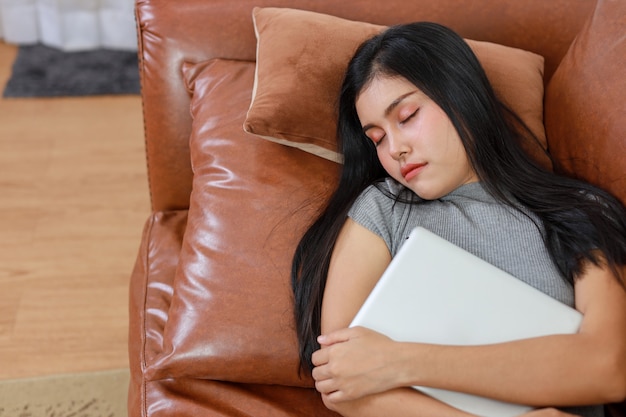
[0,0,136,51]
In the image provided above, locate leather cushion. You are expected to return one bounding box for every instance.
[142,379,336,417]
[145,58,339,386]
[128,210,188,414]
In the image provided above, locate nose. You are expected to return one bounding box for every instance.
[387,130,411,161]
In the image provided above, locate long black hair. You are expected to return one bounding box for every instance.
[291,22,626,372]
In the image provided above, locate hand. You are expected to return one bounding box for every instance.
[311,326,403,402]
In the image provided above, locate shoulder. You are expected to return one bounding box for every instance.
[322,218,392,332]
[347,178,410,253]
[350,178,412,214]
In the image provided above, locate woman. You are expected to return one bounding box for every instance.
[291,22,626,417]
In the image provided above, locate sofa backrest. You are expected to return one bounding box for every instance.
[135,0,596,211]
[545,0,626,206]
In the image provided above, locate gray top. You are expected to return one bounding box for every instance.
[348,179,602,417]
[348,179,573,305]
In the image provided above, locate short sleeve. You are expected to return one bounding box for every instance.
[347,184,395,251]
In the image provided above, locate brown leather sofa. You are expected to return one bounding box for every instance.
[128,0,626,416]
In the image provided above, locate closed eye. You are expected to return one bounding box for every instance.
[400,109,418,125]
[363,127,386,147]
[366,132,385,147]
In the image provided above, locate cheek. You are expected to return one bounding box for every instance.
[376,150,402,180]
[376,148,389,166]
[441,125,466,161]
[376,148,394,170]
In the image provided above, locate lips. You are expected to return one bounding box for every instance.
[401,163,426,181]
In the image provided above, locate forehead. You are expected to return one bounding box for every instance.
[356,76,424,116]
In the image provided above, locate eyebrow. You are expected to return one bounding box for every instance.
[362,90,419,133]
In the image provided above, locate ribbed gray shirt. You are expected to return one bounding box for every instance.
[348,179,602,417]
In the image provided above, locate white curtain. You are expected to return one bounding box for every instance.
[0,0,136,51]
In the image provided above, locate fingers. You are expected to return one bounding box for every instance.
[311,345,341,396]
[312,360,341,398]
[314,374,336,395]
[311,345,328,367]
[312,327,358,366]
[317,326,359,347]
[313,370,351,402]
[311,326,388,402]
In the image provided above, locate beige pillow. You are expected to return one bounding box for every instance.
[245,7,548,166]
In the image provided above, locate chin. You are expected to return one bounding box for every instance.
[411,189,440,201]
[409,184,450,201]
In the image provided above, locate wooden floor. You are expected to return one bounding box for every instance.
[0,41,150,380]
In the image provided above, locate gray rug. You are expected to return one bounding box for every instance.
[3,44,140,98]
[0,368,129,417]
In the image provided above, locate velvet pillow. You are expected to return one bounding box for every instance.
[145,58,339,386]
[244,7,549,167]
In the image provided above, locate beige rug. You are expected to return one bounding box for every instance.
[0,368,129,417]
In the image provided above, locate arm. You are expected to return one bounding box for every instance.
[405,260,626,406]
[316,218,478,417]
[314,245,626,407]
[318,218,391,334]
